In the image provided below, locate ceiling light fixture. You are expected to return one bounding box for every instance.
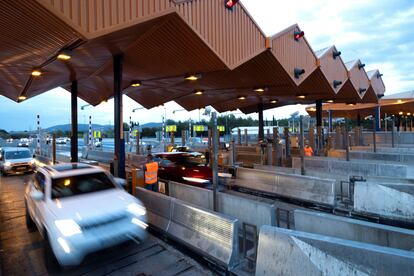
[31,68,42,77]
[325,100,334,103]
[185,74,201,81]
[57,50,72,61]
[130,80,142,87]
[254,88,266,93]
[18,95,27,101]
[194,90,203,95]
[270,99,278,104]
[238,96,246,100]
[399,111,404,115]
[397,99,403,104]
[296,95,306,99]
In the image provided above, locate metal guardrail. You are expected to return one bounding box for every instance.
[135,187,240,270]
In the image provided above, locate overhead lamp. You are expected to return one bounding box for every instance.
[270,99,278,104]
[333,50,342,59]
[31,68,42,77]
[325,100,334,103]
[397,99,403,104]
[185,74,201,81]
[194,90,203,95]
[238,96,246,100]
[308,107,316,112]
[294,30,305,41]
[18,95,27,101]
[254,88,266,93]
[294,68,305,79]
[399,111,404,115]
[57,50,72,61]
[296,94,306,99]
[359,88,367,94]
[408,113,411,116]
[130,80,142,87]
[358,63,366,70]
[346,103,355,106]
[333,80,343,88]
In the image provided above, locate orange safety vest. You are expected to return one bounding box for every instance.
[304,146,313,157]
[145,162,159,184]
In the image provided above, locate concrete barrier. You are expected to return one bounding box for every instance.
[168,181,276,230]
[292,156,408,178]
[135,187,239,269]
[253,164,299,174]
[235,168,336,207]
[328,149,414,164]
[354,181,414,223]
[256,226,414,276]
[82,149,114,163]
[294,210,414,250]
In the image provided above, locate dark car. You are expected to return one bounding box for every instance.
[154,152,212,187]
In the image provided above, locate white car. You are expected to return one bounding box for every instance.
[0,147,35,175]
[24,163,148,268]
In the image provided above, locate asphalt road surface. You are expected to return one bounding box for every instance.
[0,173,213,276]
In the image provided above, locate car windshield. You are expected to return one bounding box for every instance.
[51,172,115,199]
[5,150,31,159]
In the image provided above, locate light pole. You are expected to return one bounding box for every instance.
[132,107,144,113]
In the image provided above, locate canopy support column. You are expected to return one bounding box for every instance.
[70,80,78,163]
[114,53,125,178]
[211,112,218,212]
[375,106,381,131]
[258,103,264,142]
[328,110,333,133]
[357,113,361,127]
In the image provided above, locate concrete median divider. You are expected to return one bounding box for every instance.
[294,210,414,250]
[354,181,414,223]
[82,149,114,163]
[234,168,336,207]
[292,156,408,178]
[328,149,414,164]
[135,187,240,270]
[255,225,414,276]
[253,164,299,174]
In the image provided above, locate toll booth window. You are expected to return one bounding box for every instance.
[34,172,46,193]
[51,172,115,199]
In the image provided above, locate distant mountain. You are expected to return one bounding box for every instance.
[46,124,113,132]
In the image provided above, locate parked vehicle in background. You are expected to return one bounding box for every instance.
[56,138,67,145]
[0,147,35,175]
[18,138,30,147]
[6,138,13,143]
[154,152,212,187]
[25,163,148,268]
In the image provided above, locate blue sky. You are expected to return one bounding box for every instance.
[1,0,413,131]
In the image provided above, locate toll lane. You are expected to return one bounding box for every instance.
[0,174,212,276]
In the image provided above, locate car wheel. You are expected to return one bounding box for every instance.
[25,202,36,232]
[44,232,61,272]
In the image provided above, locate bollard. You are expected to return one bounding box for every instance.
[266,143,272,165]
[237,128,241,145]
[52,134,56,164]
[335,126,342,149]
[344,125,350,161]
[266,129,270,140]
[299,116,305,175]
[136,131,140,154]
[244,129,248,146]
[181,130,186,146]
[316,126,322,153]
[229,140,235,166]
[284,127,290,158]
[308,126,316,152]
[272,127,280,166]
[170,131,175,145]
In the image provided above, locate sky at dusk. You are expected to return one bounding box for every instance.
[1,0,413,131]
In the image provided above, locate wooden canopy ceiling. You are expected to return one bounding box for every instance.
[0,0,384,114]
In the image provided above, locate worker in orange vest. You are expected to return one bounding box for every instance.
[144,154,159,192]
[304,141,314,157]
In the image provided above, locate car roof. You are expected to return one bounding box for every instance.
[41,163,105,178]
[1,147,30,152]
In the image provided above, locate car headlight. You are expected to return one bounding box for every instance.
[4,161,11,167]
[127,203,146,217]
[55,219,82,237]
[30,159,36,165]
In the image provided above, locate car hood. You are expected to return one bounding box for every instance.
[48,189,139,223]
[6,158,32,164]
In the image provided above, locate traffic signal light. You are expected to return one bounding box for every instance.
[333,50,342,59]
[225,0,239,10]
[294,68,305,79]
[333,80,343,88]
[294,31,305,41]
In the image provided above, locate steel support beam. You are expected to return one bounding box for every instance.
[211,112,218,212]
[258,103,264,142]
[70,80,78,163]
[114,54,125,178]
[299,116,305,175]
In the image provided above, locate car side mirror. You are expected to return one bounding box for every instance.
[31,190,44,201]
[114,177,126,187]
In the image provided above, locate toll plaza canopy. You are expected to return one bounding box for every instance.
[306,90,414,120]
[0,0,385,114]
